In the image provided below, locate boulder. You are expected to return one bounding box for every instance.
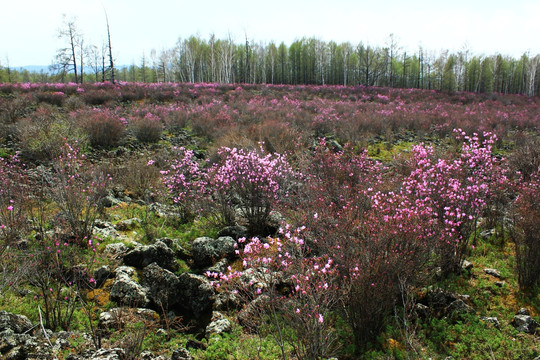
[205,258,229,274]
[0,328,43,360]
[157,238,190,260]
[177,273,215,321]
[99,308,159,329]
[205,312,232,337]
[511,314,539,334]
[238,295,270,332]
[517,308,530,315]
[89,348,126,360]
[191,236,237,268]
[115,218,141,231]
[123,240,178,272]
[214,290,241,311]
[104,242,128,257]
[109,269,150,307]
[94,266,113,288]
[0,312,33,334]
[142,263,180,310]
[461,260,473,271]
[445,299,474,318]
[94,220,121,239]
[170,348,193,360]
[217,225,248,241]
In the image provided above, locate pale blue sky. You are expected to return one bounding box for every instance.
[3,0,540,67]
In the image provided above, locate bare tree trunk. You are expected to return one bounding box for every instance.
[104,11,115,83]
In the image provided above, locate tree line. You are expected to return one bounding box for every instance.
[1,30,539,96]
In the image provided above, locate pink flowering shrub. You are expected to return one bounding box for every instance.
[207,147,295,235]
[49,142,111,242]
[210,226,341,359]
[0,155,29,247]
[403,130,504,275]
[160,147,207,222]
[161,146,295,234]
[25,235,100,330]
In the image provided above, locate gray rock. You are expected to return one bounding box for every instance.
[115,218,141,231]
[214,291,241,311]
[115,266,136,277]
[139,351,168,360]
[157,238,189,260]
[461,260,473,271]
[142,263,180,310]
[94,266,113,287]
[89,348,125,360]
[170,348,193,360]
[415,303,429,319]
[123,240,178,272]
[480,229,495,241]
[0,328,40,360]
[239,267,273,293]
[445,299,474,317]
[104,242,128,257]
[99,308,159,329]
[205,258,229,274]
[109,271,150,307]
[517,308,530,316]
[177,273,215,321]
[94,220,121,239]
[217,225,248,241]
[205,312,232,337]
[0,311,33,334]
[511,314,539,333]
[484,268,501,278]
[480,316,500,328]
[99,194,121,208]
[192,236,237,268]
[149,203,181,219]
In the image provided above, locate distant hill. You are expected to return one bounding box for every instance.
[15,65,51,73]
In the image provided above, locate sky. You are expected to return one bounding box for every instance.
[2,0,540,67]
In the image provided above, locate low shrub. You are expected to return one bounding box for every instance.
[34,91,65,106]
[79,109,127,149]
[511,169,540,290]
[131,112,163,143]
[17,106,87,162]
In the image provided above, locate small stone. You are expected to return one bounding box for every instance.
[104,243,128,257]
[170,348,193,360]
[205,312,232,337]
[461,260,473,271]
[517,308,530,316]
[115,218,141,231]
[484,268,501,278]
[511,314,539,333]
[480,316,500,329]
[495,281,506,287]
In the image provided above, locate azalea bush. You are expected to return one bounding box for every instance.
[49,142,111,242]
[161,146,295,235]
[0,155,30,247]
[25,235,99,331]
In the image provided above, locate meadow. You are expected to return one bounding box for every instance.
[0,81,538,359]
